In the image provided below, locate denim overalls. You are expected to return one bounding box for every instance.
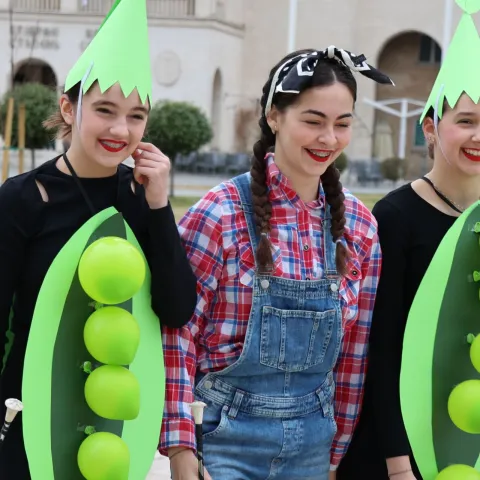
[194,173,343,480]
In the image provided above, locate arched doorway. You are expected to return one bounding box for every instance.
[13,58,57,89]
[211,69,222,150]
[374,31,441,177]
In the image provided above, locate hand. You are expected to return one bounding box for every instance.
[132,142,170,209]
[169,448,213,480]
[329,471,336,480]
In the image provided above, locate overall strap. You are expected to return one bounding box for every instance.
[231,173,260,267]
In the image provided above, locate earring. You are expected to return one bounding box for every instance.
[271,124,277,135]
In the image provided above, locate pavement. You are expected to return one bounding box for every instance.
[146,452,171,479]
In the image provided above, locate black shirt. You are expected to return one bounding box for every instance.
[0,158,197,478]
[338,183,456,479]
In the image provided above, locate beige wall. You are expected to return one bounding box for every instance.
[1,0,478,160]
[238,0,468,162]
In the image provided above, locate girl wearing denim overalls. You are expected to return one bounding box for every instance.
[160,47,393,480]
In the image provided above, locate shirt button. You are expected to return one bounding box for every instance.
[261,279,270,289]
[204,380,213,389]
[303,244,309,251]
[330,283,338,292]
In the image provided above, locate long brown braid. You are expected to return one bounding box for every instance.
[250,49,356,275]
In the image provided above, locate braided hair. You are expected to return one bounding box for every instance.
[250,49,357,275]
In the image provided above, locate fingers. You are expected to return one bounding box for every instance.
[134,142,168,159]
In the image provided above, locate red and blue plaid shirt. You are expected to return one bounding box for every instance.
[160,155,381,469]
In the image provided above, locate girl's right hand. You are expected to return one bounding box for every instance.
[169,448,213,480]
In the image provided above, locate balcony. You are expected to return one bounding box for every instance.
[7,0,198,17]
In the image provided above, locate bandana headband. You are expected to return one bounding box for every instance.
[264,45,395,117]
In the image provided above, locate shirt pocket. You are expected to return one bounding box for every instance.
[238,242,282,287]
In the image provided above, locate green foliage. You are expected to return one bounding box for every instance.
[380,157,406,182]
[335,152,348,173]
[0,82,57,149]
[145,100,213,160]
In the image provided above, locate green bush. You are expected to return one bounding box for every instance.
[380,157,405,183]
[335,152,348,173]
[0,82,57,150]
[145,100,213,196]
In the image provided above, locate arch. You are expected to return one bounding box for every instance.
[373,31,441,178]
[211,68,223,150]
[13,58,57,89]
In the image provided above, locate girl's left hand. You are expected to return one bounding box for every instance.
[132,142,170,209]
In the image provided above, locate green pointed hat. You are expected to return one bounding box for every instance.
[420,0,480,122]
[64,0,152,105]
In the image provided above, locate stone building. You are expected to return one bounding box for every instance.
[0,0,462,170]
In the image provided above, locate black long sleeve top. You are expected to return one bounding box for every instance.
[338,183,456,480]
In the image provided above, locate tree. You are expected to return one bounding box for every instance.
[335,152,348,173]
[380,156,405,184]
[145,100,213,197]
[0,82,57,169]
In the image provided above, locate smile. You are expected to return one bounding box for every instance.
[99,139,128,153]
[305,148,334,163]
[462,148,480,162]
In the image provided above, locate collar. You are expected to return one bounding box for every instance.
[265,153,324,210]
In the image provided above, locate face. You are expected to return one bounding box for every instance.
[268,82,354,179]
[425,94,480,177]
[60,82,149,169]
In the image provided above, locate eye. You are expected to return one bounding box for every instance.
[336,123,351,128]
[458,119,473,124]
[97,108,112,115]
[304,120,320,125]
[131,114,146,121]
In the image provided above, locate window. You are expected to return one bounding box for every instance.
[419,35,441,64]
[414,121,427,147]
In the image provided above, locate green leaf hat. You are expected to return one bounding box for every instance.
[420,0,480,122]
[64,0,152,105]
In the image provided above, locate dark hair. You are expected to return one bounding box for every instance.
[251,49,356,275]
[423,101,449,159]
[43,82,81,139]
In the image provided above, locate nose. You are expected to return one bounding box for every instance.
[318,126,336,147]
[109,118,129,138]
[473,126,480,143]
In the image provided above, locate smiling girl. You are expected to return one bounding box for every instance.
[0,1,196,477]
[337,4,480,478]
[159,47,393,480]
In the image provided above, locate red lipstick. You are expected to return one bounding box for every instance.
[99,139,127,153]
[463,148,480,162]
[305,148,333,163]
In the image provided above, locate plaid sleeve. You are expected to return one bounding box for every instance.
[159,190,225,455]
[330,231,382,470]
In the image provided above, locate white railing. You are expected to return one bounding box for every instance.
[77,0,195,17]
[147,0,195,17]
[11,0,61,11]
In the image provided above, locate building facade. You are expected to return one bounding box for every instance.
[0,0,467,168]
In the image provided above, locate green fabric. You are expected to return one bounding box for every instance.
[64,0,152,104]
[22,208,165,479]
[401,201,480,479]
[50,214,127,479]
[420,0,480,121]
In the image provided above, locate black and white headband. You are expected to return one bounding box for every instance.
[264,46,395,116]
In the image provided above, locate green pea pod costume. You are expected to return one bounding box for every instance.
[21,209,165,479]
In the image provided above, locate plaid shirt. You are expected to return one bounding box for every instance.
[160,156,381,470]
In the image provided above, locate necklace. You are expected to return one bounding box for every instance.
[421,176,465,214]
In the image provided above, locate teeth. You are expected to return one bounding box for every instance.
[101,141,125,149]
[464,149,480,157]
[308,149,331,158]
